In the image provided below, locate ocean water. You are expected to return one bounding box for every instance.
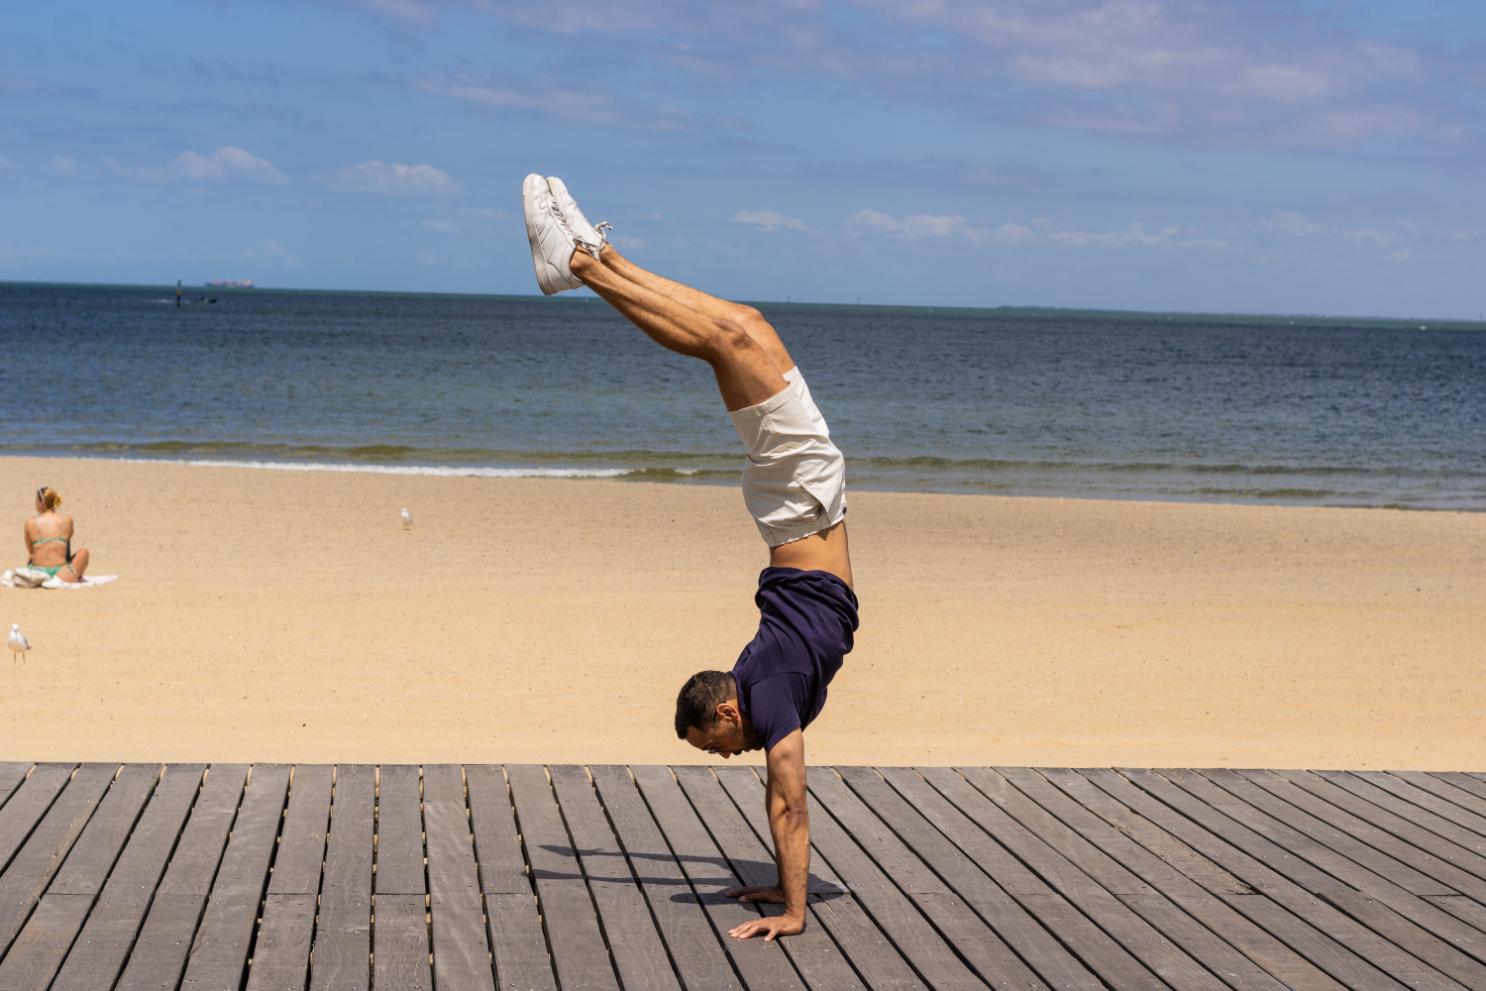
[2,282,1483,510]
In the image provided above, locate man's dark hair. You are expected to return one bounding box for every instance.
[674,670,735,739]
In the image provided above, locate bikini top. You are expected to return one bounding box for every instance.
[31,514,70,543]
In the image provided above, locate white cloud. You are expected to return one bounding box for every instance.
[50,154,79,176]
[847,209,969,239]
[1340,227,1396,246]
[849,209,1226,250]
[1252,210,1437,254]
[0,155,14,172]
[105,146,287,185]
[733,209,810,234]
[1253,210,1322,238]
[1239,64,1337,104]
[324,160,457,196]
[173,147,285,183]
[416,73,692,132]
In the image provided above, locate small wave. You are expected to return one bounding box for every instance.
[1189,486,1339,500]
[133,458,636,480]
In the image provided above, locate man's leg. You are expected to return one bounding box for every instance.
[569,250,787,411]
[595,247,798,379]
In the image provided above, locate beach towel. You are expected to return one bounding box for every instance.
[2,568,119,590]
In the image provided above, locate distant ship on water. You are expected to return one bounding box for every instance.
[204,279,255,289]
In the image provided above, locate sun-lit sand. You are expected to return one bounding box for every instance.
[2,455,1482,769]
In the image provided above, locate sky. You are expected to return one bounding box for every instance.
[2,0,1484,317]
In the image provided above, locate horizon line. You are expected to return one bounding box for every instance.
[2,277,1483,328]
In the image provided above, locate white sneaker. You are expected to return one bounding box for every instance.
[546,176,610,259]
[522,173,582,295]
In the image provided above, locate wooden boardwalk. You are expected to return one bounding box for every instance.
[0,764,1484,990]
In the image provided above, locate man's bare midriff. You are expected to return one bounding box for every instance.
[768,520,853,589]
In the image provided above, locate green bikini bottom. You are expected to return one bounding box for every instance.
[27,562,73,578]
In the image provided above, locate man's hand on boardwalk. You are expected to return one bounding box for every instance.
[728,910,805,941]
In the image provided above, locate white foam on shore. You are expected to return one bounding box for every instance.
[117,457,640,479]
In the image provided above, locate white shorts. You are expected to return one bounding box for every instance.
[728,368,847,547]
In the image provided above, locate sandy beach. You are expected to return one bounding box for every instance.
[1,455,1482,769]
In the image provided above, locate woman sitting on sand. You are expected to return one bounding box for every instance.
[24,486,90,583]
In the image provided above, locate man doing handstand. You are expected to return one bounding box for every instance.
[523,174,859,941]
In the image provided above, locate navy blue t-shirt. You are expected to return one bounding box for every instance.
[732,567,859,752]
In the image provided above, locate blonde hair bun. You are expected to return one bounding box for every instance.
[37,486,62,511]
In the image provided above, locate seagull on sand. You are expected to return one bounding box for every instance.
[400,507,413,530]
[8,624,29,663]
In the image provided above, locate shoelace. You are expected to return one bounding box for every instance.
[546,198,611,257]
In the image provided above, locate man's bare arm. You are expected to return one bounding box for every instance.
[727,728,808,940]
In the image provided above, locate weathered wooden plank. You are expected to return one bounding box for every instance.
[424,764,494,991]
[633,765,811,991]
[374,765,426,895]
[248,765,332,991]
[1196,769,1459,900]
[46,764,160,895]
[373,766,430,991]
[484,894,556,991]
[675,765,866,991]
[180,764,293,991]
[1313,772,1486,865]
[1352,772,1486,843]
[0,765,158,991]
[0,893,92,991]
[1426,894,1486,934]
[1275,771,1486,887]
[1103,768,1445,991]
[48,764,205,991]
[159,764,251,895]
[0,763,118,954]
[717,763,989,991]
[506,764,619,991]
[719,766,986,991]
[309,764,373,991]
[960,764,1283,991]
[373,895,431,991]
[1024,767,1349,991]
[268,765,333,895]
[836,766,1095,991]
[0,765,74,880]
[713,765,930,991]
[114,763,248,991]
[115,891,210,991]
[1238,770,1486,903]
[549,765,679,991]
[1071,769,1413,991]
[1169,769,1486,983]
[0,765,31,811]
[836,764,1107,990]
[1432,772,1486,807]
[465,765,555,991]
[246,894,316,991]
[587,765,744,991]
[1392,772,1486,821]
[466,765,530,894]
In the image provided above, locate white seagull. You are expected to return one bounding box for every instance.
[8,624,30,663]
[400,507,413,530]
